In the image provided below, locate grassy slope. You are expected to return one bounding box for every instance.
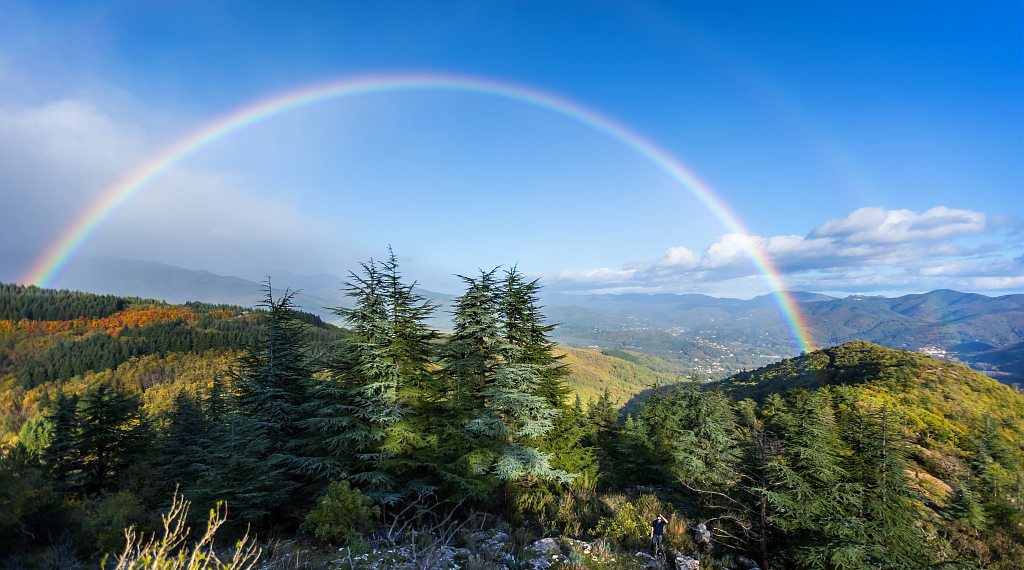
[558,346,688,405]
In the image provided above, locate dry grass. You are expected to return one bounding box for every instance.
[109,491,261,570]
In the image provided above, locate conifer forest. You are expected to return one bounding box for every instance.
[1,254,1022,570]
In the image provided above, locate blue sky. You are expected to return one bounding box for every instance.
[0,1,1020,296]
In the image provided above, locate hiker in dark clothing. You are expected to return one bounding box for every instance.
[651,514,668,557]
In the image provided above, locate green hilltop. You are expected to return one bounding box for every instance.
[713,340,1024,456]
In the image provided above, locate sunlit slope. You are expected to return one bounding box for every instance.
[715,340,1024,462]
[558,346,688,405]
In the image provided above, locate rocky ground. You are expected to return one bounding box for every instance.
[252,531,764,570]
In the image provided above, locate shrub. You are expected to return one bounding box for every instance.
[83,490,151,556]
[18,415,53,456]
[300,478,379,545]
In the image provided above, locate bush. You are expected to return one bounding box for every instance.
[300,478,379,545]
[512,475,605,536]
[82,490,151,556]
[18,415,53,456]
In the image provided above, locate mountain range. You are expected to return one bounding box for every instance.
[27,255,1024,385]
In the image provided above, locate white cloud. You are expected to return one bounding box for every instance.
[548,206,1022,296]
[809,206,990,243]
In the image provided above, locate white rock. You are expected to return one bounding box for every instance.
[675,554,700,570]
[531,538,560,554]
[525,558,552,570]
[694,523,712,544]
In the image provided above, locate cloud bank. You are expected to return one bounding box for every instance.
[0,96,371,281]
[548,206,1023,296]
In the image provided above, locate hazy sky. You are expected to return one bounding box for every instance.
[0,1,1020,297]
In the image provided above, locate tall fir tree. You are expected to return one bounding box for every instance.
[584,389,621,478]
[501,268,593,482]
[730,398,784,568]
[305,251,438,504]
[660,384,738,490]
[75,383,151,497]
[153,390,216,500]
[767,390,866,570]
[843,404,928,568]
[228,282,318,522]
[441,269,570,497]
[42,390,81,492]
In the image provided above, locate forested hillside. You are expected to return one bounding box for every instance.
[558,346,690,404]
[1,268,1021,569]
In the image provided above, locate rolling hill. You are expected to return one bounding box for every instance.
[711,341,1024,477]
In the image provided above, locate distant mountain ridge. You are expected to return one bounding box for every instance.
[545,287,1022,384]
[51,256,459,329]
[45,255,1024,384]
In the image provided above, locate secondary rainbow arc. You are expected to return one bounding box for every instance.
[23,72,815,353]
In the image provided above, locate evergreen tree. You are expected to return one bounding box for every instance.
[501,268,594,482]
[946,479,986,531]
[42,390,81,492]
[500,268,569,407]
[613,412,654,488]
[626,383,676,485]
[849,405,928,568]
[305,251,438,504]
[228,282,318,521]
[730,398,784,568]
[767,390,865,570]
[205,372,229,424]
[75,383,150,496]
[154,391,215,499]
[441,269,571,496]
[630,384,742,553]
[585,389,621,477]
[660,384,738,490]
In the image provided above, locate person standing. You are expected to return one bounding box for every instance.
[651,514,668,557]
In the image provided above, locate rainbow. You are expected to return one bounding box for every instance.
[23,72,814,353]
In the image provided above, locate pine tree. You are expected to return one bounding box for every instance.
[612,412,656,488]
[585,389,621,476]
[731,398,784,568]
[851,405,928,568]
[228,282,318,521]
[305,251,438,504]
[501,268,593,482]
[500,268,569,407]
[75,383,150,496]
[205,372,229,424]
[626,383,676,485]
[440,269,570,496]
[42,390,81,492]
[767,390,865,570]
[628,384,742,553]
[661,384,738,490]
[947,479,986,531]
[154,391,215,498]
